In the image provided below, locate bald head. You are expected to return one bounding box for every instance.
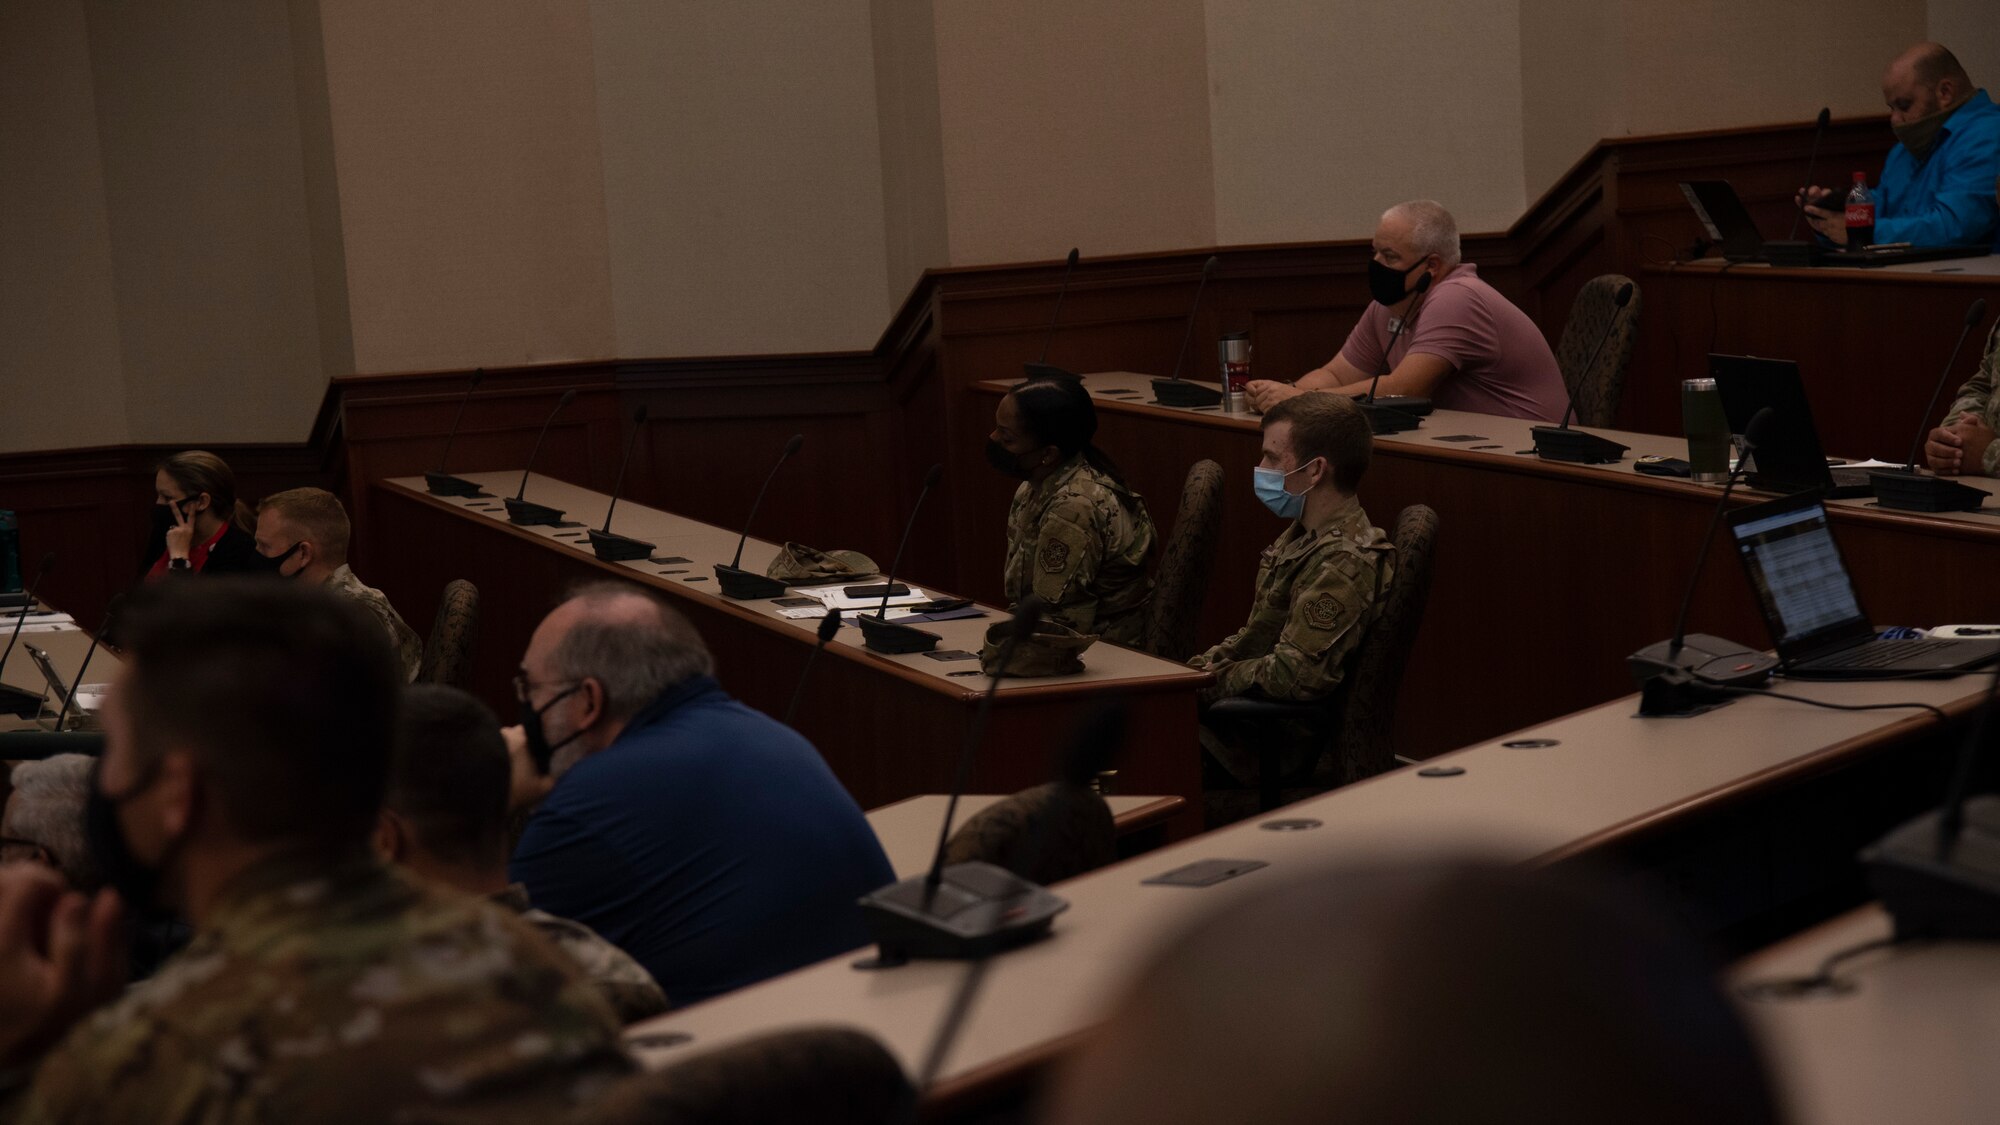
[1379,200,1461,269]
[524,581,714,726]
[1883,42,1972,125]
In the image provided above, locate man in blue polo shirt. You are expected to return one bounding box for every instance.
[506,581,894,1007]
[1801,42,2000,250]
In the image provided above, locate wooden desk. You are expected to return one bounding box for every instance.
[1734,905,2000,1125]
[866,794,1185,879]
[966,372,2000,757]
[1630,255,2000,455]
[367,474,1209,816]
[624,670,1992,1113]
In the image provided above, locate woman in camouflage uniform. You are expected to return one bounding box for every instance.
[987,377,1157,647]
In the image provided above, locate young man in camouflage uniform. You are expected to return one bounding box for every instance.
[254,487,425,682]
[992,377,1157,647]
[1191,392,1396,785]
[380,683,668,1023]
[0,580,631,1122]
[1924,317,2000,476]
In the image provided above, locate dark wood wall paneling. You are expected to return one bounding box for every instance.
[10,115,1959,720]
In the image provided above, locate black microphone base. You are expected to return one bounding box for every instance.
[1531,425,1630,464]
[0,683,43,720]
[1628,635,1777,716]
[856,862,1067,964]
[424,471,489,498]
[1868,468,1987,512]
[1151,379,1222,407]
[1023,362,1079,382]
[844,582,910,600]
[0,592,33,610]
[503,497,567,526]
[1366,394,1433,417]
[1863,795,2000,941]
[587,529,656,562]
[715,564,788,600]
[1360,403,1421,434]
[1760,240,1823,268]
[859,614,940,654]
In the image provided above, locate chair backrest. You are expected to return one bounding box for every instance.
[1554,275,1642,428]
[942,782,1116,885]
[1146,459,1225,661]
[580,1026,913,1125]
[1321,504,1440,787]
[418,578,480,688]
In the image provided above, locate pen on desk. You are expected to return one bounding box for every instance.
[1933,267,1965,273]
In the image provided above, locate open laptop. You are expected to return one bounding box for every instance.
[1727,491,2000,678]
[1710,354,1874,498]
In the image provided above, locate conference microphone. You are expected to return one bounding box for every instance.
[51,604,112,732]
[1357,273,1433,434]
[856,464,945,655]
[1153,255,1225,408]
[1870,298,1991,513]
[1627,406,1780,715]
[1531,281,1636,464]
[425,368,490,497]
[715,433,805,599]
[503,389,579,526]
[1764,108,1835,267]
[781,606,842,728]
[909,698,1129,1090]
[1023,248,1082,381]
[587,406,657,562]
[857,596,1073,966]
[0,552,55,718]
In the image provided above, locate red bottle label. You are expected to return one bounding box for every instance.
[1845,203,1875,226]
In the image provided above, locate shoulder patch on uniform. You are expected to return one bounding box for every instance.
[1304,592,1343,630]
[1040,538,1071,574]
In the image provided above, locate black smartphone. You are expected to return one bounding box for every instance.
[1634,456,1692,477]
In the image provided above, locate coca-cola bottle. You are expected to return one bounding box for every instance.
[1844,171,1876,249]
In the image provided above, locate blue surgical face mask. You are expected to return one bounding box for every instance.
[1253,461,1318,519]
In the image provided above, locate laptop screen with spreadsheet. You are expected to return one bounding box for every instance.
[1728,492,1874,659]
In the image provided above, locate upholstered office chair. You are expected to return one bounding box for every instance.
[1204,504,1440,813]
[1554,275,1642,427]
[583,1027,912,1125]
[418,578,480,688]
[942,781,1117,885]
[1146,459,1224,661]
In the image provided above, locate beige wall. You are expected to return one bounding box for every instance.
[0,0,127,452]
[1207,0,1526,246]
[590,1,890,357]
[931,0,1219,265]
[6,1,1974,454]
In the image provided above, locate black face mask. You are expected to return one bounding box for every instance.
[1367,257,1427,307]
[85,759,168,911]
[255,541,304,578]
[985,438,1034,480]
[519,684,585,775]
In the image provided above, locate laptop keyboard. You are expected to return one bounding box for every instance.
[1808,639,1948,669]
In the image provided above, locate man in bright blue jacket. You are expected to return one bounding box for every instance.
[1801,43,2000,250]
[506,581,894,1008]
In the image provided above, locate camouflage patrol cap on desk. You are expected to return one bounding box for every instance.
[979,617,1098,677]
[765,542,879,585]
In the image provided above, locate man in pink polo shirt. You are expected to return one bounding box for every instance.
[1246,201,1569,422]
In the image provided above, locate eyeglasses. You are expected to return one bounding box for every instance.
[512,673,580,704]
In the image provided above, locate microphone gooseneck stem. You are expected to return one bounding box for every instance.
[875,472,940,618]
[1901,301,1987,471]
[54,616,107,731]
[1166,257,1219,382]
[922,599,1042,901]
[1038,249,1079,363]
[602,409,647,534]
[438,368,482,472]
[1786,109,1832,243]
[516,391,575,501]
[1667,408,1769,656]
[0,555,53,680]
[1558,287,1633,430]
[1364,279,1431,404]
[732,443,798,570]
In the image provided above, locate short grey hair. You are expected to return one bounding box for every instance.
[4,755,100,890]
[1386,200,1462,267]
[551,581,715,723]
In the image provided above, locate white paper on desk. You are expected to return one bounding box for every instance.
[0,610,72,624]
[1832,458,1901,469]
[794,586,930,611]
[776,605,929,622]
[17,623,81,634]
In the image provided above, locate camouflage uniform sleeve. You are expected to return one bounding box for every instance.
[1202,549,1378,704]
[1954,323,2000,477]
[361,591,424,683]
[1028,496,1108,636]
[525,911,670,1025]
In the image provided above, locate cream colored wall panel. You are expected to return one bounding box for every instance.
[934,0,1217,265]
[1520,0,1624,203]
[590,0,891,357]
[872,0,951,313]
[319,0,617,374]
[1205,0,1527,245]
[84,0,327,445]
[0,0,127,453]
[1927,2,2000,106]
